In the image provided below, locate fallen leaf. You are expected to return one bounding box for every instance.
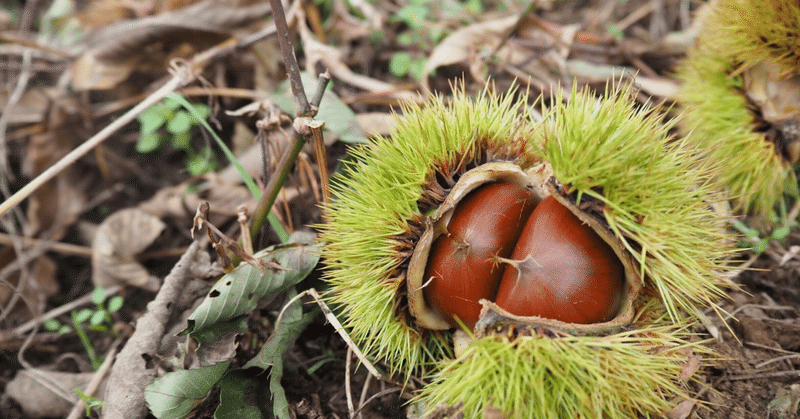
[71,1,272,90]
[92,208,166,289]
[667,399,698,419]
[422,15,518,89]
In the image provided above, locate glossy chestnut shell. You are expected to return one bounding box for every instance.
[423,183,537,328]
[493,195,624,324]
[413,163,628,330]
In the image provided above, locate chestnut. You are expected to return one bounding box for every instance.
[494,195,625,324]
[423,182,537,328]
[424,184,625,328]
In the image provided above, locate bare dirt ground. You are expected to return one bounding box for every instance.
[1,0,798,418]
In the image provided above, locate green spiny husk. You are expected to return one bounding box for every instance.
[539,84,732,322]
[320,80,733,417]
[674,0,800,216]
[703,0,800,76]
[319,85,540,376]
[676,46,795,215]
[415,306,707,419]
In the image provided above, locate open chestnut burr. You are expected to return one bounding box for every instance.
[320,84,732,418]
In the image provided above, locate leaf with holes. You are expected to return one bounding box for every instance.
[180,243,319,337]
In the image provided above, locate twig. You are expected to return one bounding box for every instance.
[268,0,310,117]
[310,120,330,208]
[249,0,333,241]
[724,370,800,381]
[755,353,800,369]
[0,24,282,218]
[345,348,356,419]
[250,134,306,239]
[356,371,373,419]
[0,232,93,258]
[277,289,384,380]
[351,387,405,419]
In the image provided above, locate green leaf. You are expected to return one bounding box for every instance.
[744,227,760,239]
[270,72,367,144]
[772,226,791,240]
[167,111,193,135]
[136,132,163,153]
[397,32,414,46]
[753,237,770,254]
[89,310,106,327]
[163,96,183,111]
[193,104,211,120]
[409,58,427,81]
[145,360,231,419]
[107,296,124,312]
[243,289,318,419]
[138,105,167,134]
[91,286,107,305]
[43,318,63,332]
[394,4,428,28]
[171,131,191,151]
[186,148,218,176]
[73,308,92,324]
[181,243,320,337]
[58,324,73,334]
[389,52,411,77]
[214,370,268,419]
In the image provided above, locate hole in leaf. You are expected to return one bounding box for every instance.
[210,290,220,298]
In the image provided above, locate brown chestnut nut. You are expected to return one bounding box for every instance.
[494,195,625,324]
[423,182,537,328]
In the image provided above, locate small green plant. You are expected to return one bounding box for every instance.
[135,95,218,175]
[733,200,799,254]
[43,286,124,369]
[73,387,104,416]
[386,0,484,80]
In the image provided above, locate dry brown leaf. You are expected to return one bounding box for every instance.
[71,1,272,90]
[22,94,87,238]
[92,208,166,289]
[422,15,518,89]
[0,247,58,325]
[139,174,256,225]
[744,61,800,123]
[667,399,698,419]
[6,370,99,419]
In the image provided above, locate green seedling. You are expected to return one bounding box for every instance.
[733,200,799,254]
[386,0,486,80]
[43,286,124,369]
[136,95,218,176]
[73,387,104,416]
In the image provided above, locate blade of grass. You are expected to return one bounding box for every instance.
[165,92,288,243]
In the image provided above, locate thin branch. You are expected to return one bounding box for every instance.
[310,70,332,112]
[250,134,306,239]
[268,0,310,116]
[310,121,330,208]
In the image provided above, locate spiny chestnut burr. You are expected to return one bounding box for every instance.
[319,84,734,418]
